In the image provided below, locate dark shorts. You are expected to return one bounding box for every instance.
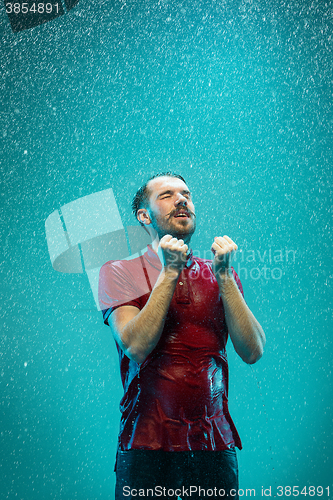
[115,448,239,500]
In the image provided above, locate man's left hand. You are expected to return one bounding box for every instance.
[211,235,238,277]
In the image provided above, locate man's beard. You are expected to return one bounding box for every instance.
[148,208,196,242]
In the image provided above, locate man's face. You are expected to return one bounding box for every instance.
[144,176,196,242]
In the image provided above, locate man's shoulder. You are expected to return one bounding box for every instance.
[98,253,151,313]
[100,254,145,273]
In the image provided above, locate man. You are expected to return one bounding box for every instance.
[98,173,265,500]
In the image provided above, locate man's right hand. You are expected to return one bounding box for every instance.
[110,234,188,364]
[158,234,188,274]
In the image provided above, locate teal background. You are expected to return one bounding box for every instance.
[1,0,332,499]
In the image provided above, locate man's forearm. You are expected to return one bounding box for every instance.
[116,268,180,364]
[217,271,266,364]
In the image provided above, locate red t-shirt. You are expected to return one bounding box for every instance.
[98,245,243,451]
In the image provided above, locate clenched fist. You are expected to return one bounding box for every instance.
[211,235,238,277]
[158,234,188,274]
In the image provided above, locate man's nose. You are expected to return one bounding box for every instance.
[175,194,187,206]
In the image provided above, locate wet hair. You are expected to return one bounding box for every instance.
[131,172,187,222]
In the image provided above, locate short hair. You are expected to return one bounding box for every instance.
[131,172,187,221]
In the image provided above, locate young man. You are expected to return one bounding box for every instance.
[99,173,265,500]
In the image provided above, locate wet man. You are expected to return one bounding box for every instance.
[98,173,265,500]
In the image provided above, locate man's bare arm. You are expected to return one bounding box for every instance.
[109,235,187,364]
[217,272,265,364]
[212,235,266,364]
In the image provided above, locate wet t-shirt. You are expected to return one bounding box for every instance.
[98,245,243,451]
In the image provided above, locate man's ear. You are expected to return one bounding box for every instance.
[137,208,151,225]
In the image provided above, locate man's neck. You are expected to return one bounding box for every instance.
[151,235,160,254]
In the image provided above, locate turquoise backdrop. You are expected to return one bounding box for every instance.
[1,1,332,499]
